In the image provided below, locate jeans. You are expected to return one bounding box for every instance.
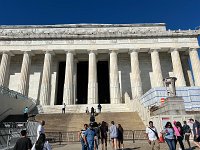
[165,138,176,150]
[177,136,185,150]
[87,141,94,150]
[80,138,87,150]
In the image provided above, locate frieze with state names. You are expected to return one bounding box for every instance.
[0,24,199,39]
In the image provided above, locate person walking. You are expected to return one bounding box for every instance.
[173,121,185,150]
[162,122,176,150]
[83,123,96,150]
[31,133,51,150]
[79,124,88,150]
[109,121,118,150]
[37,120,45,139]
[182,120,191,149]
[13,130,32,150]
[100,121,108,150]
[189,118,200,148]
[117,124,124,149]
[145,121,160,150]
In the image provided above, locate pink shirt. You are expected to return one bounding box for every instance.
[173,126,181,136]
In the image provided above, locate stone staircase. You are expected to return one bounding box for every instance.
[35,112,145,132]
[39,104,131,114]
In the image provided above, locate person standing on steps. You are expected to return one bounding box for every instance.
[23,107,29,121]
[37,120,45,140]
[62,103,66,114]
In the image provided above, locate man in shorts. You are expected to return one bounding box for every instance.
[189,118,200,148]
[109,121,118,150]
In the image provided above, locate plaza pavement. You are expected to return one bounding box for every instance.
[51,141,196,150]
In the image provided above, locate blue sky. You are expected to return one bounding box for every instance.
[0,0,199,45]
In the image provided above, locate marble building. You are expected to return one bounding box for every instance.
[0,23,199,110]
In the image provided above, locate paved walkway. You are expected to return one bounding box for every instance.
[51,141,196,150]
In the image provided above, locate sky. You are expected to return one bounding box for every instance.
[0,0,199,29]
[0,0,199,44]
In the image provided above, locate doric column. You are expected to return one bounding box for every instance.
[150,49,163,87]
[0,51,11,87]
[109,50,120,104]
[63,51,74,105]
[18,51,32,95]
[189,48,200,86]
[129,49,143,99]
[170,49,186,86]
[87,50,98,104]
[40,51,53,105]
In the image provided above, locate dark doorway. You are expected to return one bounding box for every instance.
[77,61,88,104]
[97,61,110,104]
[56,62,65,105]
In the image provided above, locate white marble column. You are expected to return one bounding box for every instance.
[87,50,98,104]
[63,51,74,105]
[170,49,186,86]
[129,49,143,99]
[150,49,163,87]
[0,51,11,87]
[40,51,53,105]
[189,48,200,86]
[18,51,32,95]
[109,50,120,104]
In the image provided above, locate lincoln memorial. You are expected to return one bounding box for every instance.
[0,23,200,115]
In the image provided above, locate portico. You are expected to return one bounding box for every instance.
[0,23,199,108]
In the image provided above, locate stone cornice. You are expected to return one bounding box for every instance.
[0,24,199,40]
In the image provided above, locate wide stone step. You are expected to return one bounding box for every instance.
[39,104,131,114]
[35,112,144,132]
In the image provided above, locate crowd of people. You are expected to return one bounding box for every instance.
[79,120,124,150]
[146,119,200,150]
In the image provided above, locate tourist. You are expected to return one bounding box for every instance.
[162,122,176,150]
[13,130,32,150]
[100,121,108,150]
[117,124,124,149]
[91,107,95,116]
[109,121,118,150]
[83,122,96,150]
[23,107,29,121]
[97,103,102,113]
[37,120,45,139]
[182,120,191,149]
[79,124,88,150]
[189,118,200,148]
[31,133,51,150]
[145,121,160,150]
[173,121,185,150]
[62,103,66,114]
[85,107,89,114]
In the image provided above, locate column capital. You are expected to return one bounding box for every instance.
[129,49,139,53]
[109,49,118,54]
[44,50,55,55]
[149,48,161,53]
[0,51,14,56]
[64,50,76,55]
[189,47,199,51]
[87,49,98,54]
[169,48,180,53]
[22,51,35,56]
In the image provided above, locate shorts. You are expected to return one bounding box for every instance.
[184,134,190,141]
[194,135,200,142]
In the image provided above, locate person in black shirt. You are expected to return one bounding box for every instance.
[13,130,32,150]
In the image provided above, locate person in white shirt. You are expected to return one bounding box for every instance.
[31,133,51,150]
[62,103,66,114]
[37,120,45,139]
[145,121,160,150]
[109,121,118,150]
